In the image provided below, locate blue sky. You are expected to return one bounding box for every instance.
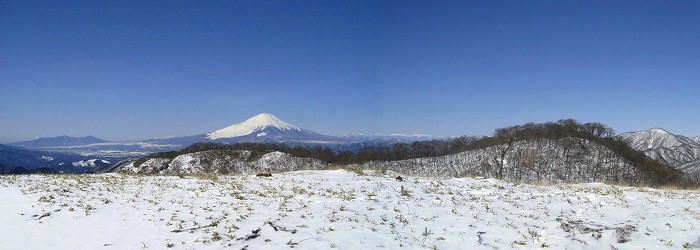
[1,1,699,142]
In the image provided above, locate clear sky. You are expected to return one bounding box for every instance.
[1,0,699,143]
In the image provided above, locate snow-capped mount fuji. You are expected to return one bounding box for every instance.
[204,113,338,143]
[208,113,303,139]
[620,128,700,177]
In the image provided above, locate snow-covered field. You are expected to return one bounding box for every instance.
[1,170,699,249]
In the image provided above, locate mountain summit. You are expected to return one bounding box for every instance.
[207,113,303,140]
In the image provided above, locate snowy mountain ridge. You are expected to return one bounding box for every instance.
[620,128,700,150]
[620,128,700,177]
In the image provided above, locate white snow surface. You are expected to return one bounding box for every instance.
[1,170,699,249]
[207,113,301,140]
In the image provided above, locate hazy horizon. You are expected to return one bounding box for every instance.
[2,1,699,143]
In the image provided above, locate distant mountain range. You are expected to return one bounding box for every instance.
[8,113,437,157]
[11,135,108,148]
[620,128,700,177]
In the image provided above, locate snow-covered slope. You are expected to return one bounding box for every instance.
[114,150,328,174]
[2,171,699,249]
[620,128,700,177]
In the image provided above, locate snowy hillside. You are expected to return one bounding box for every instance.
[1,170,699,249]
[620,128,700,177]
[114,150,328,174]
[363,137,665,185]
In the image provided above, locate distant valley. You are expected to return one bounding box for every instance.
[0,144,115,174]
